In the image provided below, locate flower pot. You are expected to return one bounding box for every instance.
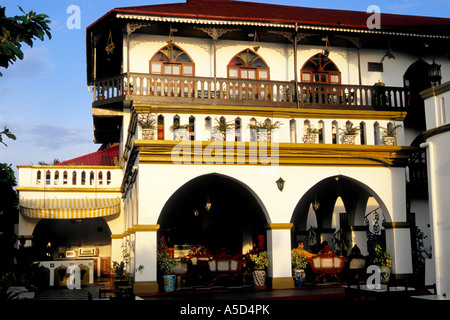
[252,269,266,288]
[304,134,318,144]
[380,267,390,284]
[163,274,176,292]
[342,135,356,145]
[293,269,306,287]
[383,136,396,146]
[142,128,156,140]
[174,128,190,141]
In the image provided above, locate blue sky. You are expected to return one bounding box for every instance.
[1,0,449,177]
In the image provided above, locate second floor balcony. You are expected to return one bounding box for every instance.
[92,73,409,111]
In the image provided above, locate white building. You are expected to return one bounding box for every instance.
[16,0,450,294]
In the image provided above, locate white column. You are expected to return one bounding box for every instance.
[267,223,294,289]
[133,225,160,293]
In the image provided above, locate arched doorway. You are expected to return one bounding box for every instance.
[157,173,269,256]
[291,175,390,256]
[32,218,112,279]
[404,59,432,130]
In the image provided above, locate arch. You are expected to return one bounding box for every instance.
[227,48,270,80]
[157,173,270,255]
[235,117,242,141]
[301,53,341,84]
[157,115,165,140]
[149,44,195,76]
[291,175,391,250]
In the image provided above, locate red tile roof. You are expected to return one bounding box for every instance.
[58,145,119,166]
[92,0,450,34]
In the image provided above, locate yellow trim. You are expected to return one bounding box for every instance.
[269,223,293,230]
[16,165,121,170]
[16,187,122,193]
[134,281,159,294]
[134,104,406,121]
[133,224,160,232]
[134,140,414,167]
[272,277,295,289]
[111,234,124,239]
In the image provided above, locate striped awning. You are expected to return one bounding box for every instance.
[19,197,121,219]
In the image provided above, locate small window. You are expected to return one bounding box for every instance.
[368,62,383,72]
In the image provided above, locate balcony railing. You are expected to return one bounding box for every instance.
[93,73,409,110]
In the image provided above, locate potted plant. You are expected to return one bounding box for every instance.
[373,80,389,107]
[170,122,192,141]
[249,120,283,142]
[381,124,402,146]
[291,245,308,286]
[124,80,134,94]
[339,123,360,144]
[372,244,392,283]
[304,127,320,144]
[212,117,235,141]
[252,251,269,288]
[332,227,351,257]
[157,249,178,292]
[137,113,157,140]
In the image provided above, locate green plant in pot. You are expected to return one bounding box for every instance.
[252,251,269,288]
[339,123,360,144]
[291,246,308,286]
[137,113,157,139]
[381,124,402,146]
[157,250,178,292]
[212,117,235,141]
[373,244,392,283]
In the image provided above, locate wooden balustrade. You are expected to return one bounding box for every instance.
[93,73,409,110]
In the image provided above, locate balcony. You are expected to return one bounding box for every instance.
[92,73,409,111]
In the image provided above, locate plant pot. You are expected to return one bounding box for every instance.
[380,267,390,284]
[342,135,356,145]
[142,128,156,140]
[293,269,306,287]
[174,128,190,141]
[163,274,176,292]
[252,269,266,288]
[383,136,396,146]
[304,134,318,144]
[257,131,270,143]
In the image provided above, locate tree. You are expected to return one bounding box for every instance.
[0,126,16,146]
[0,5,51,76]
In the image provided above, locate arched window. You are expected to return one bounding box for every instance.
[158,115,165,140]
[227,48,269,80]
[149,44,195,76]
[301,53,341,84]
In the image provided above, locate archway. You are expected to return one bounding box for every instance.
[291,175,390,255]
[157,173,269,256]
[32,218,113,279]
[404,59,432,130]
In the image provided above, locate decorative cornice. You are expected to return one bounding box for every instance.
[133,104,407,121]
[133,140,414,168]
[133,224,160,232]
[16,187,122,193]
[269,223,293,230]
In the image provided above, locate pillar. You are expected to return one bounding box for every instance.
[267,223,294,289]
[350,225,368,256]
[133,224,160,294]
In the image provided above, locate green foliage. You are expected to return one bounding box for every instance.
[157,250,178,274]
[0,127,16,146]
[372,244,392,268]
[339,123,360,136]
[253,251,269,269]
[381,124,402,137]
[248,120,283,132]
[0,5,51,76]
[291,248,308,270]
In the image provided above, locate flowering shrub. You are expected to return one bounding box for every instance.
[253,251,269,269]
[291,247,308,270]
[373,244,392,268]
